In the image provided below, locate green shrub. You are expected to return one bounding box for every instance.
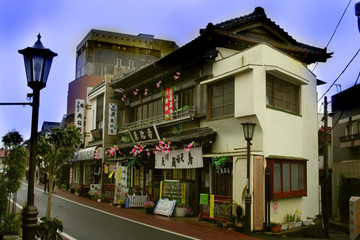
[36,217,63,240]
[60,184,67,191]
[0,213,21,235]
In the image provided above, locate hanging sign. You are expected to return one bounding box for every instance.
[200,193,209,205]
[129,125,159,142]
[164,87,174,121]
[155,147,203,169]
[108,103,117,135]
[75,99,85,136]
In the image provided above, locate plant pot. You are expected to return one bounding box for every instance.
[271,224,282,233]
[281,224,288,231]
[287,222,295,229]
[216,222,223,228]
[294,221,302,228]
[145,207,154,214]
[97,199,101,202]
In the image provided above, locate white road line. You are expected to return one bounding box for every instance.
[24,183,200,240]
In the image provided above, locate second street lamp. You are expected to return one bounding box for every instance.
[18,34,57,240]
[241,122,256,234]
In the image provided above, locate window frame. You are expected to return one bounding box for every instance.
[267,158,307,199]
[266,74,300,115]
[208,78,234,120]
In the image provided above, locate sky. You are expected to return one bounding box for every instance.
[0,0,359,145]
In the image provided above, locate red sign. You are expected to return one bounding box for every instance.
[164,87,174,120]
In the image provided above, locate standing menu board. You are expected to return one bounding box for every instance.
[154,199,177,217]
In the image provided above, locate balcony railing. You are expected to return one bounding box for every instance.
[339,133,360,148]
[119,106,196,131]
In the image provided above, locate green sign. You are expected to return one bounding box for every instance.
[200,193,208,205]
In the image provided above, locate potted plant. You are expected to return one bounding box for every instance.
[144,200,155,214]
[285,212,295,229]
[270,222,282,233]
[36,217,63,240]
[70,185,75,194]
[185,206,194,217]
[294,209,302,228]
[117,199,126,208]
[96,193,105,202]
[0,213,21,238]
[225,215,236,229]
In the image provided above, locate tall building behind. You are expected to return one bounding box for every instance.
[65,29,178,130]
[75,29,178,79]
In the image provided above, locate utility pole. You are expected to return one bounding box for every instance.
[322,96,330,238]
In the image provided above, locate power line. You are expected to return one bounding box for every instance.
[317,48,360,102]
[312,0,353,71]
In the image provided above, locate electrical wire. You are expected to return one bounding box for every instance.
[312,0,353,72]
[317,48,360,102]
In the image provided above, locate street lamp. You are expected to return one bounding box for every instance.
[241,122,256,234]
[18,34,57,240]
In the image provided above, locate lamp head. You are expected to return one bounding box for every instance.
[18,34,57,90]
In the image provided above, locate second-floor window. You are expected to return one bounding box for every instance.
[96,95,104,129]
[130,99,163,122]
[266,74,300,115]
[129,60,134,69]
[208,78,234,120]
[116,58,122,67]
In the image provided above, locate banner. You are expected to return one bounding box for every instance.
[164,87,174,120]
[108,103,117,135]
[75,99,85,136]
[155,147,203,169]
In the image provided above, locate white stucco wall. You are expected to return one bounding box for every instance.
[203,43,320,224]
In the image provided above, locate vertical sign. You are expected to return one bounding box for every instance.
[75,99,85,137]
[164,87,174,121]
[350,196,360,240]
[108,103,117,135]
[118,166,128,187]
[210,194,215,218]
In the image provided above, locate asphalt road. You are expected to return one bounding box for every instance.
[16,183,195,240]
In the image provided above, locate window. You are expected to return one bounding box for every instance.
[267,158,307,199]
[129,60,134,69]
[266,74,300,114]
[130,99,163,122]
[174,88,194,110]
[116,58,122,67]
[96,95,104,129]
[209,78,234,119]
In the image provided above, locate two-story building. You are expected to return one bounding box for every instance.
[331,84,360,222]
[102,7,331,230]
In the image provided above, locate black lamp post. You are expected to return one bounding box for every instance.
[241,122,256,234]
[18,34,57,240]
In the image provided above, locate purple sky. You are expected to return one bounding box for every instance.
[0,0,359,145]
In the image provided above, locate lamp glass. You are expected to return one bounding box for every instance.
[242,122,256,141]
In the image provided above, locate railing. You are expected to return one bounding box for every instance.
[128,195,148,207]
[119,106,196,131]
[339,133,360,142]
[198,195,233,222]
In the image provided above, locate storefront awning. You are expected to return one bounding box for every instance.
[77,147,102,161]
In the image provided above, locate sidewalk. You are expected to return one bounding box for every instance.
[45,184,349,240]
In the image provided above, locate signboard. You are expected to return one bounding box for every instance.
[117,166,128,187]
[155,147,203,169]
[164,87,174,121]
[108,103,117,135]
[154,198,177,217]
[75,99,85,136]
[129,125,159,142]
[350,196,360,240]
[200,194,208,205]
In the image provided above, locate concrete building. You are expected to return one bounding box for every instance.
[67,29,178,191]
[331,84,360,221]
[99,7,332,230]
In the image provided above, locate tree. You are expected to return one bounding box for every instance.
[1,130,26,214]
[37,126,80,218]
